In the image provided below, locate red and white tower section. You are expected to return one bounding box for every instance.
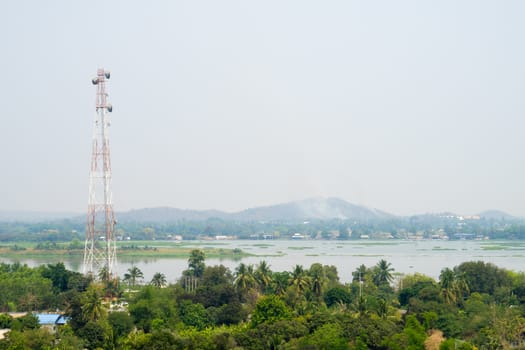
[83,68,117,278]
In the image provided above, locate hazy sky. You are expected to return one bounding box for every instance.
[1,1,524,216]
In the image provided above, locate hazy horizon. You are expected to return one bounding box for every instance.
[0,196,518,219]
[2,1,524,216]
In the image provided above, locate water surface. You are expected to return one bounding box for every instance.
[2,240,524,284]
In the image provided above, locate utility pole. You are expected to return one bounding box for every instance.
[83,68,117,279]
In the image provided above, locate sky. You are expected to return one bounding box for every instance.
[1,0,524,216]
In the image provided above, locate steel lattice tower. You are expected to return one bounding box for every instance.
[83,68,117,279]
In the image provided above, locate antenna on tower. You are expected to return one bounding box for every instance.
[83,68,118,280]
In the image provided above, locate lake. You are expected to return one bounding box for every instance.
[2,240,524,284]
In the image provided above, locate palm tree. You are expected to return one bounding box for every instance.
[82,284,106,322]
[255,260,272,292]
[98,266,110,282]
[272,271,290,296]
[373,259,394,286]
[439,267,457,304]
[454,270,470,300]
[150,272,167,288]
[104,277,120,299]
[308,263,327,299]
[289,265,311,294]
[353,295,368,316]
[376,298,388,318]
[234,263,256,291]
[187,249,206,278]
[352,264,368,283]
[123,265,144,288]
[439,267,470,305]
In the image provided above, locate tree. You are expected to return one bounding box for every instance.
[289,265,311,294]
[108,311,134,340]
[194,265,239,309]
[299,323,349,350]
[251,295,292,327]
[234,263,256,292]
[123,265,144,288]
[150,272,167,288]
[10,313,40,331]
[97,265,110,282]
[398,276,440,306]
[324,286,352,307]
[178,300,210,330]
[255,260,272,292]
[0,314,12,328]
[187,249,206,278]
[128,286,177,333]
[103,277,121,299]
[455,261,510,295]
[439,268,456,304]
[440,339,476,350]
[81,284,106,322]
[271,271,290,296]
[373,259,394,286]
[40,262,71,292]
[323,265,340,289]
[384,315,426,350]
[308,263,327,299]
[0,328,54,350]
[78,320,112,350]
[439,267,470,305]
[352,264,368,283]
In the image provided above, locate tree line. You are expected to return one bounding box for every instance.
[1,215,525,242]
[0,253,525,349]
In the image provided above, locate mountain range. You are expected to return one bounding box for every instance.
[116,197,393,223]
[0,198,516,222]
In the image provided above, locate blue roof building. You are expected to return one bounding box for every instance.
[35,314,69,332]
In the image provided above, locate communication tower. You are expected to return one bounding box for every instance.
[83,68,117,279]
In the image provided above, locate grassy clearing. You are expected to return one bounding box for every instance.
[0,243,252,259]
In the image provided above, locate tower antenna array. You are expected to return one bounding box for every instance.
[83,68,117,279]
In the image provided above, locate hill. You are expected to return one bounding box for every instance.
[230,197,392,222]
[115,197,392,223]
[116,207,228,222]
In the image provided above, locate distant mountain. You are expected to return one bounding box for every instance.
[114,198,393,223]
[116,207,228,223]
[477,210,514,220]
[230,197,392,222]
